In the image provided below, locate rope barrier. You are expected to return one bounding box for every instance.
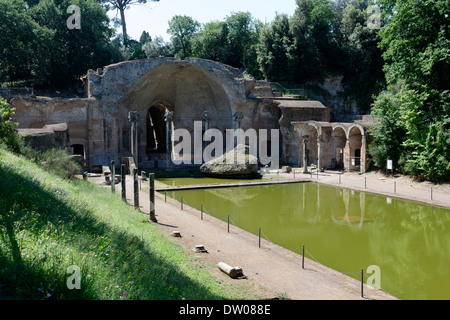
[228,215,238,228]
[303,245,395,298]
[260,229,274,244]
[362,272,395,297]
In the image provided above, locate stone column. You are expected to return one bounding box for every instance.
[317,135,324,172]
[128,111,140,167]
[111,160,115,193]
[360,134,366,173]
[202,111,210,150]
[344,138,350,172]
[233,112,244,146]
[164,111,174,170]
[302,136,308,174]
[203,111,210,131]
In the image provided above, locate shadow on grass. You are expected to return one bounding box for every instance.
[0,158,227,300]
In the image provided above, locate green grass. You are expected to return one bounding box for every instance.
[0,148,260,300]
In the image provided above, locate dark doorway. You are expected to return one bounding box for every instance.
[146,106,166,154]
[354,148,361,166]
[71,144,85,158]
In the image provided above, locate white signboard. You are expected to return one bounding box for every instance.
[387,160,393,170]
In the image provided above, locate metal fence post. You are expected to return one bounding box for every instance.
[133,168,139,210]
[302,245,305,269]
[149,173,157,222]
[111,160,115,193]
[258,228,261,248]
[121,164,126,201]
[361,269,364,298]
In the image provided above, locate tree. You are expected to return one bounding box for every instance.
[123,31,152,60]
[222,12,261,70]
[101,0,159,45]
[369,0,450,181]
[379,0,450,90]
[192,20,229,62]
[0,0,54,84]
[142,35,172,58]
[257,14,294,82]
[337,0,385,112]
[167,15,200,59]
[139,31,152,44]
[0,98,19,152]
[368,90,407,171]
[191,12,262,76]
[30,0,114,88]
[290,0,337,83]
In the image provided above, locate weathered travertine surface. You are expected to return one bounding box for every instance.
[200,144,259,177]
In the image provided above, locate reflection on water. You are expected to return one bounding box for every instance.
[167,182,450,300]
[157,177,261,186]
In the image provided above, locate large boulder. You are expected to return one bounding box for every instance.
[200,144,259,178]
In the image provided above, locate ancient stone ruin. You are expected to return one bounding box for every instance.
[9,57,371,173]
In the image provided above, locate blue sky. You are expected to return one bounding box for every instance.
[108,0,298,41]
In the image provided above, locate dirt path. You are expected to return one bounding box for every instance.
[88,169,450,300]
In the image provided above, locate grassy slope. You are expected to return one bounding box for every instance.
[0,148,257,300]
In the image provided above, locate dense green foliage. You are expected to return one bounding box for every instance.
[168,15,201,60]
[0,98,20,152]
[1,0,114,88]
[369,0,450,182]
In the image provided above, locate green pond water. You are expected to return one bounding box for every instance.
[156,177,261,186]
[159,179,450,300]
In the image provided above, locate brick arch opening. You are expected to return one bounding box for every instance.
[121,62,234,164]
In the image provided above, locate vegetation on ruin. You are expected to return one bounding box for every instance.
[0,147,261,300]
[0,98,19,153]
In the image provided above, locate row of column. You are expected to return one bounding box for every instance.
[127,110,245,168]
[301,134,366,173]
